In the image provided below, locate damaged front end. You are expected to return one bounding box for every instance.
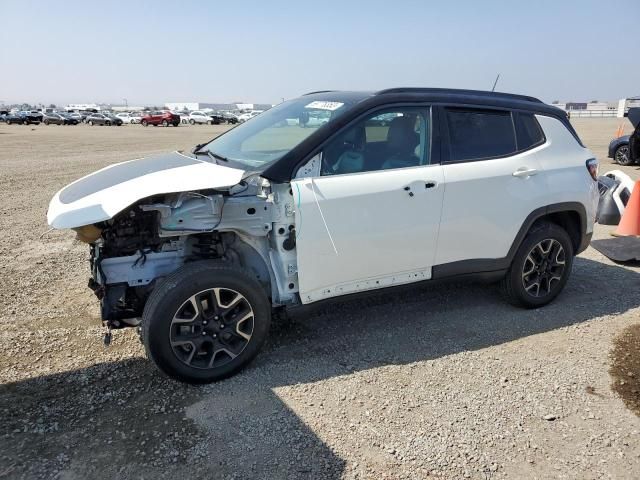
[48,152,300,338]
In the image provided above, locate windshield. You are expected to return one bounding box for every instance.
[197,97,354,168]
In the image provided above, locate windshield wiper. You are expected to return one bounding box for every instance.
[194,149,229,163]
[207,151,228,162]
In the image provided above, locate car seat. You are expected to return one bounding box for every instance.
[381,116,420,169]
[330,125,366,175]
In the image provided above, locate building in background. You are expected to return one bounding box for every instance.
[65,103,102,111]
[551,100,628,118]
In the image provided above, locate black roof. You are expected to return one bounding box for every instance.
[301,87,549,111]
[375,87,543,104]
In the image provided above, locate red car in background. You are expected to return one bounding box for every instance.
[141,111,180,127]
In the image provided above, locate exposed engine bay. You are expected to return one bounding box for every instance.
[83,177,299,329]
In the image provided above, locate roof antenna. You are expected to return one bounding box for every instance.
[491,74,501,92]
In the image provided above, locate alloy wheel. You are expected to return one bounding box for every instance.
[169,288,254,369]
[615,145,630,165]
[521,239,566,297]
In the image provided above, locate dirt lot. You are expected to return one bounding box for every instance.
[0,118,639,479]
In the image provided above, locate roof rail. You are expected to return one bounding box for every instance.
[375,87,542,104]
[302,90,335,96]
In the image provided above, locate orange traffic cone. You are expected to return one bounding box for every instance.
[613,180,640,236]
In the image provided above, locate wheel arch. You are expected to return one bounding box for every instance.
[223,234,273,300]
[509,202,588,260]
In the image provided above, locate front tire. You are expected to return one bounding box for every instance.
[615,144,633,166]
[162,120,169,127]
[501,221,574,308]
[142,261,271,384]
[88,120,94,126]
[141,120,148,127]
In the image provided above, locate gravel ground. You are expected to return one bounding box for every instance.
[0,118,639,479]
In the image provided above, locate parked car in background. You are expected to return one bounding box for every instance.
[209,112,226,124]
[237,110,263,122]
[141,111,180,127]
[608,108,640,166]
[43,113,76,125]
[220,112,239,124]
[28,111,44,122]
[116,112,142,124]
[4,113,27,125]
[188,111,215,125]
[0,110,9,122]
[6,112,42,125]
[46,88,598,383]
[103,113,123,126]
[79,111,96,122]
[60,113,79,125]
[66,112,84,123]
[86,113,122,126]
[608,135,630,165]
[188,111,223,125]
[23,111,43,124]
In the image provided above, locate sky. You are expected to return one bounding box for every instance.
[1,0,638,106]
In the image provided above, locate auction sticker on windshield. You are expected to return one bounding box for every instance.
[304,101,344,111]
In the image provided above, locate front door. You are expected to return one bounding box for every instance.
[291,107,444,303]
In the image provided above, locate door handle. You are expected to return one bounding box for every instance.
[512,167,538,178]
[403,181,438,197]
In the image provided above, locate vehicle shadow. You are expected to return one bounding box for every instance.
[1,256,638,479]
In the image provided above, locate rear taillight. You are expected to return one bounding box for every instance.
[586,158,598,181]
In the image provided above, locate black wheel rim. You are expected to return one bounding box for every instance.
[169,288,254,369]
[616,145,630,164]
[522,239,566,298]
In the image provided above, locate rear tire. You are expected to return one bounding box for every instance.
[189,119,195,125]
[142,261,271,384]
[615,144,633,166]
[162,120,169,127]
[141,120,148,127]
[501,221,574,308]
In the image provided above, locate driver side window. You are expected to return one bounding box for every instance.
[321,107,430,176]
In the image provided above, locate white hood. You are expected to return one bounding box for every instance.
[47,151,245,229]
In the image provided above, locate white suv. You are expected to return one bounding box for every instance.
[188,111,215,125]
[47,88,599,383]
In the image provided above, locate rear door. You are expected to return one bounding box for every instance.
[292,106,445,303]
[435,106,549,268]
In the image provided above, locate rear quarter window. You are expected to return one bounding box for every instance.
[515,113,545,150]
[445,108,517,162]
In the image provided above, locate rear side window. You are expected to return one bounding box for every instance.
[515,113,545,150]
[445,108,516,162]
